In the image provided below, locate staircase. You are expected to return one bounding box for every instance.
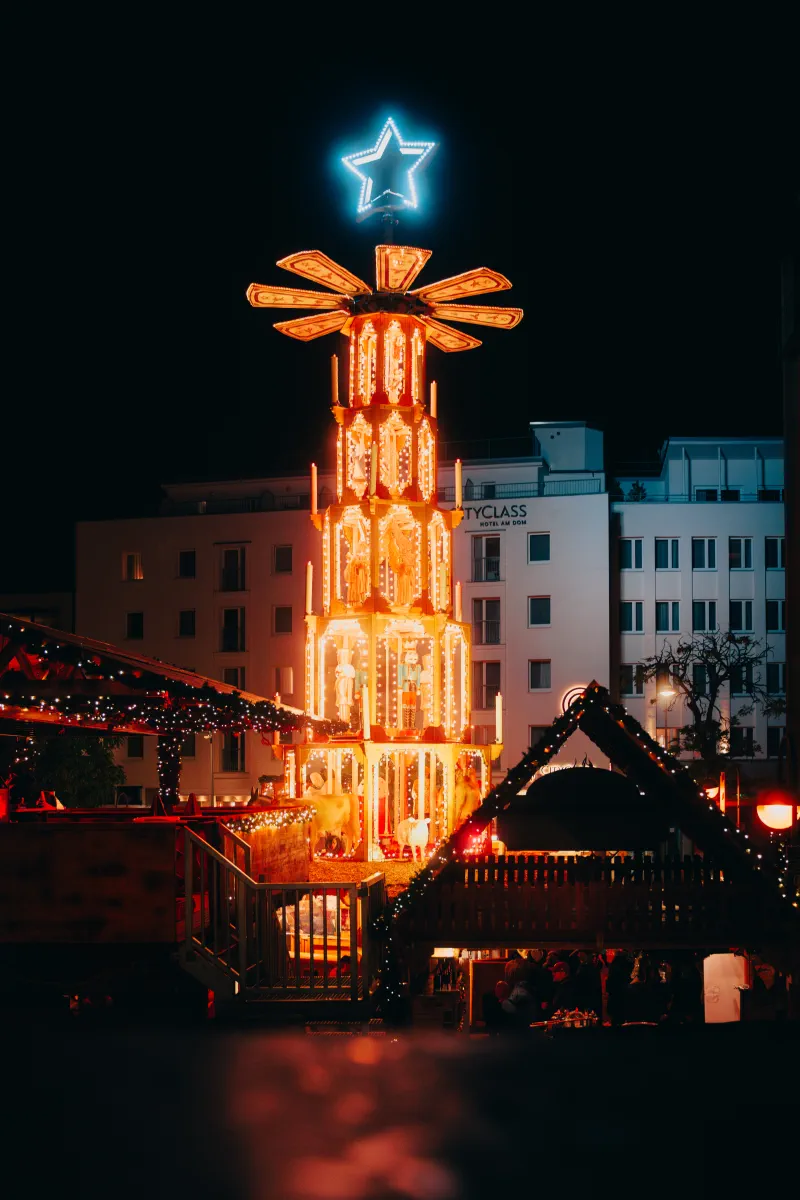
[177,826,385,1012]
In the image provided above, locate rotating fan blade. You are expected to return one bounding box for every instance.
[375,244,433,291]
[246,283,350,310]
[277,250,371,296]
[411,267,512,303]
[420,316,482,352]
[273,310,349,342]
[428,304,523,329]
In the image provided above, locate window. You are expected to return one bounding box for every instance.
[529,726,549,748]
[655,602,680,633]
[126,612,144,640]
[656,728,680,751]
[767,662,786,695]
[692,538,716,570]
[220,547,246,591]
[472,723,500,769]
[729,601,753,632]
[766,600,786,632]
[695,488,718,502]
[181,734,196,757]
[655,538,679,569]
[223,666,246,690]
[729,727,755,758]
[178,550,196,578]
[274,545,293,574]
[126,734,144,758]
[728,538,753,570]
[767,727,785,758]
[471,661,500,709]
[122,552,143,581]
[620,664,644,696]
[472,598,501,645]
[472,534,501,581]
[620,601,643,633]
[765,537,785,569]
[528,533,550,563]
[730,663,754,694]
[692,601,717,632]
[759,488,783,502]
[178,609,196,638]
[273,606,292,635]
[720,489,740,502]
[692,664,708,696]
[528,596,551,626]
[221,731,246,772]
[275,667,294,695]
[528,660,551,690]
[221,608,245,651]
[482,482,496,499]
[619,538,643,570]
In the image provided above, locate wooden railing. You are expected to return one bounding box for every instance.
[400,854,775,949]
[179,827,384,1002]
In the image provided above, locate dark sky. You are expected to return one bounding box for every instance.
[2,38,797,592]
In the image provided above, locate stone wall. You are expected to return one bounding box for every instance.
[244,820,310,883]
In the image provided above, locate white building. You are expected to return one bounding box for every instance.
[74,427,785,802]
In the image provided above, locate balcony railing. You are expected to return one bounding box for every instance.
[472,558,501,583]
[438,478,602,503]
[612,488,784,504]
[472,620,501,645]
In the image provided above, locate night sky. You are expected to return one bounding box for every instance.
[3,43,797,593]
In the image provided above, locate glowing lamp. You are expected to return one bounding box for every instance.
[756,788,798,831]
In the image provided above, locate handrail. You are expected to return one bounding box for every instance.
[220,823,252,876]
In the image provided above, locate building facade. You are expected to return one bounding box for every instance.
[74,427,785,802]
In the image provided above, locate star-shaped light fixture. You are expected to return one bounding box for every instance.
[342,117,436,221]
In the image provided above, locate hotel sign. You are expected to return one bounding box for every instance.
[463,503,528,529]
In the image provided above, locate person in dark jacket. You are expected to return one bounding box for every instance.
[606,951,633,1026]
[548,961,578,1015]
[573,950,603,1018]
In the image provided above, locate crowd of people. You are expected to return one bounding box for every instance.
[482,949,705,1032]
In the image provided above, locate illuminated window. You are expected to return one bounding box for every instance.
[123,552,143,581]
[383,320,405,404]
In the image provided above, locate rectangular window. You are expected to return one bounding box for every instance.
[181,734,196,758]
[696,488,718,502]
[126,734,144,758]
[720,489,740,503]
[126,612,144,640]
[273,606,292,635]
[759,489,783,502]
[472,535,501,582]
[471,661,501,710]
[655,602,679,633]
[223,666,246,690]
[620,601,643,633]
[766,662,786,694]
[274,545,293,574]
[178,609,196,638]
[221,731,246,773]
[766,600,786,632]
[619,538,643,570]
[656,728,680,751]
[220,547,246,591]
[529,726,549,748]
[221,608,245,652]
[765,537,785,569]
[730,663,754,695]
[122,552,143,582]
[482,482,496,499]
[655,538,679,570]
[620,664,644,696]
[178,550,196,578]
[528,533,550,563]
[729,538,753,570]
[767,727,785,758]
[729,601,753,632]
[472,598,501,645]
[692,601,717,632]
[730,727,754,758]
[692,663,708,696]
[528,596,551,626]
[275,667,294,695]
[528,659,552,690]
[692,538,716,570]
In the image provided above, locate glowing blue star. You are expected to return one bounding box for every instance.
[342,117,436,220]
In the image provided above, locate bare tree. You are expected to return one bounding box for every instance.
[640,631,785,770]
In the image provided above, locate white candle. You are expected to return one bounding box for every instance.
[369,443,378,496]
[305,561,313,614]
[495,692,503,744]
[455,459,462,508]
[362,685,371,739]
[455,580,462,622]
[310,462,318,514]
[430,380,437,419]
[330,354,339,407]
